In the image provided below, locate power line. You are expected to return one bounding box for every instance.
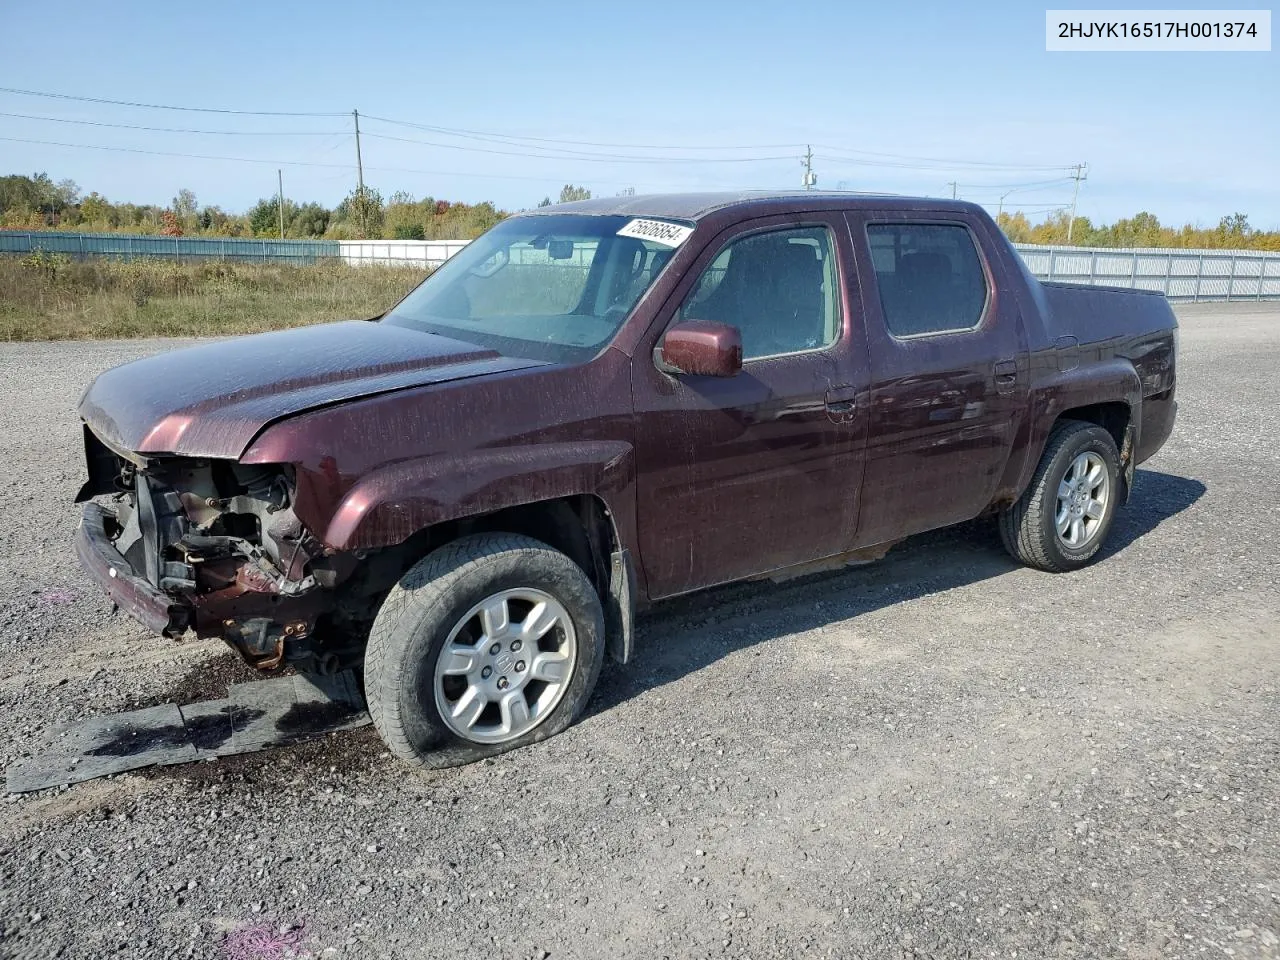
[360,130,794,164]
[987,204,1072,215]
[0,135,649,187]
[360,114,798,151]
[967,188,1075,203]
[817,150,1075,172]
[0,136,357,169]
[1,85,1080,177]
[955,176,1074,190]
[0,85,346,117]
[0,110,346,136]
[0,85,1086,196]
[362,114,1073,173]
[313,135,352,159]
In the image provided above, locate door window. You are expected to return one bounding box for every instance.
[680,226,841,360]
[866,223,988,337]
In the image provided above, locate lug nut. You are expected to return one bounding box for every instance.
[497,676,509,690]
[515,660,526,673]
[481,666,492,679]
[489,643,501,655]
[511,639,522,652]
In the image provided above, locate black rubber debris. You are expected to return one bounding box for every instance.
[6,670,369,793]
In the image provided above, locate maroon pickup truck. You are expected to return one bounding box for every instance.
[75,192,1177,768]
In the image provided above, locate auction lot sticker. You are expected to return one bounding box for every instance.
[1046,9,1271,50]
[617,219,695,247]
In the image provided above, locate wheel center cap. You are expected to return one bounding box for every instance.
[495,651,516,674]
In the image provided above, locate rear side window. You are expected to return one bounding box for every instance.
[866,223,988,337]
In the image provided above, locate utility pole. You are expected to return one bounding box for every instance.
[277,169,285,240]
[801,145,816,190]
[947,181,958,200]
[1067,162,1088,243]
[353,110,365,193]
[998,189,1014,220]
[353,109,367,236]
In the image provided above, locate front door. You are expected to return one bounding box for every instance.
[632,214,869,599]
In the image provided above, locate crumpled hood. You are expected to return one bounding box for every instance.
[80,320,546,460]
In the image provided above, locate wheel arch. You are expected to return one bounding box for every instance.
[316,442,640,665]
[320,442,636,553]
[1003,359,1142,506]
[347,491,638,666]
[1056,400,1132,453]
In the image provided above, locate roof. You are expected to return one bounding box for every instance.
[517,191,983,222]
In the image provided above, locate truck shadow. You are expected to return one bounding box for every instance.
[589,468,1205,717]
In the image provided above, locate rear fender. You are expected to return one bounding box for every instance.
[1006,358,1142,501]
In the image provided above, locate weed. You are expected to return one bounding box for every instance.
[0,256,429,340]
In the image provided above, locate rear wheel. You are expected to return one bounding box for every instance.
[364,533,605,769]
[999,420,1121,572]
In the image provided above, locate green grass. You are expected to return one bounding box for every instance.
[0,254,430,340]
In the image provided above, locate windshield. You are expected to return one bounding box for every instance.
[382,214,690,363]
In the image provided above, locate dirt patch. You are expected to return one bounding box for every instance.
[137,725,387,788]
[121,651,288,712]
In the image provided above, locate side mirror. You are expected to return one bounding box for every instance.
[657,320,743,377]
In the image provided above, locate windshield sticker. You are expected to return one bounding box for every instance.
[616,218,694,247]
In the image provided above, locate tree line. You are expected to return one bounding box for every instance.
[3,172,1277,250]
[996,209,1279,251]
[0,176,599,242]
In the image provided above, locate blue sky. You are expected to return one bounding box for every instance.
[1,0,1276,227]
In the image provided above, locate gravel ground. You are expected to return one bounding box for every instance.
[1,304,1277,960]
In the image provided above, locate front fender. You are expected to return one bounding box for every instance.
[322,441,635,552]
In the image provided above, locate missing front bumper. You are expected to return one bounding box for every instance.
[76,502,191,637]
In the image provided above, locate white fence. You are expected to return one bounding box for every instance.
[1013,243,1280,301]
[338,239,470,267]
[342,236,1280,303]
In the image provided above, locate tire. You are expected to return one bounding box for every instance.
[998,420,1122,573]
[364,533,605,769]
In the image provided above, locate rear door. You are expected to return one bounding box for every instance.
[845,211,1030,546]
[632,213,870,598]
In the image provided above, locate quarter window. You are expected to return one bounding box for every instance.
[680,226,841,360]
[867,223,988,337]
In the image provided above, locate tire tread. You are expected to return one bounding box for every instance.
[999,419,1115,573]
[364,533,602,768]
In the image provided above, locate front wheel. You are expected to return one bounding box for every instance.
[999,420,1122,573]
[364,533,605,769]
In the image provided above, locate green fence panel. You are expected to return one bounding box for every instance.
[0,230,340,264]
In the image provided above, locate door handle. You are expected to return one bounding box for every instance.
[993,359,1018,394]
[825,385,858,421]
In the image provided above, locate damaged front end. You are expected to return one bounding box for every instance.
[76,427,352,671]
